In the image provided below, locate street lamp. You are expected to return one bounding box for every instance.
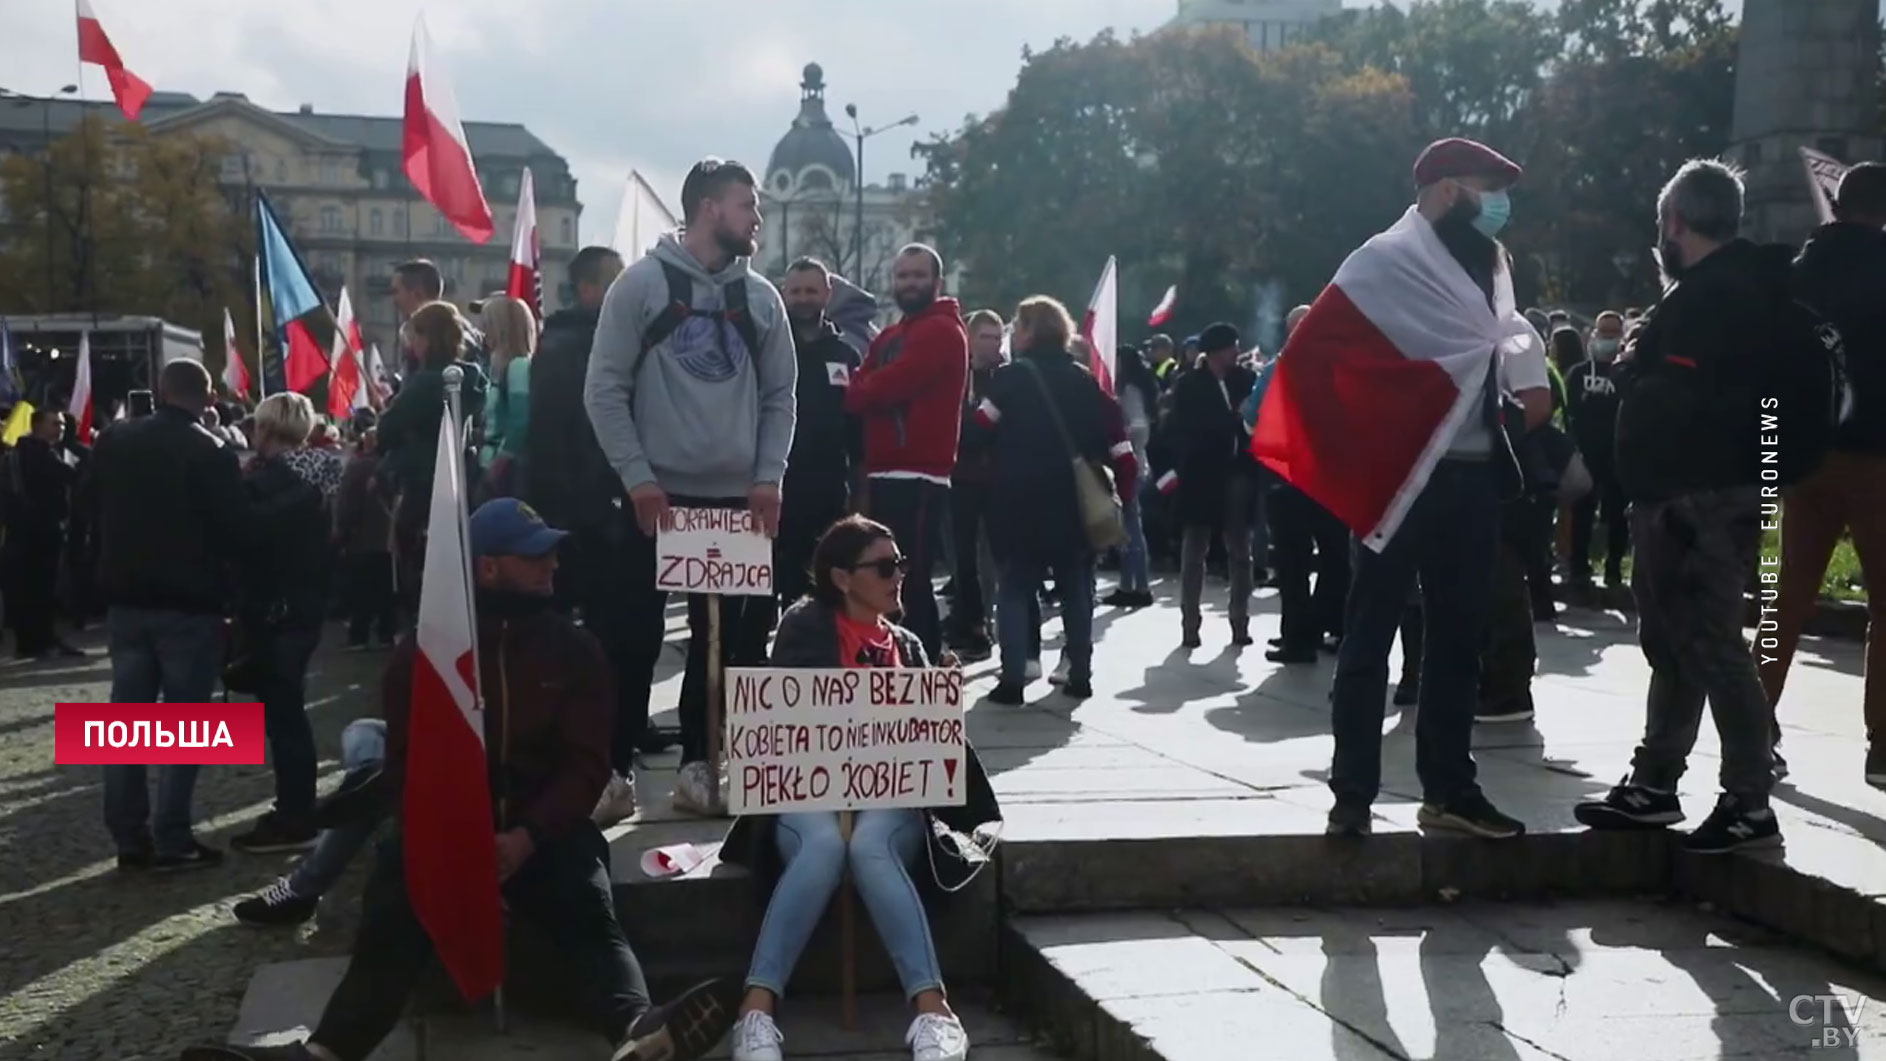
[842,104,918,283]
[0,85,79,310]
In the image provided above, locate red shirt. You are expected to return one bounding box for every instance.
[836,611,901,669]
[846,298,969,483]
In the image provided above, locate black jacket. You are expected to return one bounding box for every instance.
[784,317,863,504]
[972,346,1122,559]
[1159,361,1258,526]
[1563,357,1625,464]
[376,359,488,500]
[5,435,74,548]
[526,307,618,535]
[1616,239,1787,502]
[83,405,250,615]
[239,454,331,628]
[1795,221,1886,454]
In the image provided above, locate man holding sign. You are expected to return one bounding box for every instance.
[585,158,798,816]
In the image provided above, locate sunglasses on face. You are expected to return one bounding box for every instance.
[849,555,910,579]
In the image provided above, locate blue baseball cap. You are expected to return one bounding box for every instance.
[469,498,568,558]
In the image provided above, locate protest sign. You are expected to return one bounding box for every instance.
[725,667,968,815]
[655,506,773,595]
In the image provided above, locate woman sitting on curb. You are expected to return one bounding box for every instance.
[720,515,1002,1061]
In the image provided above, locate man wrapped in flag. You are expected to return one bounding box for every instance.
[1253,138,1551,842]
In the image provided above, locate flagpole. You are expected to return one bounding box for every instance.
[253,253,267,401]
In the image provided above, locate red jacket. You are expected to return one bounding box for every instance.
[846,298,968,481]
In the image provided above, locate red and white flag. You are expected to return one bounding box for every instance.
[403,14,493,244]
[506,167,542,321]
[403,405,503,1002]
[76,0,152,122]
[1147,284,1177,328]
[222,308,250,400]
[327,287,364,420]
[1081,256,1118,394]
[1254,206,1536,551]
[69,332,95,443]
[366,343,394,405]
[1801,146,1847,226]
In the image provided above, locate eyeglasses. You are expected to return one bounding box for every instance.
[848,555,910,579]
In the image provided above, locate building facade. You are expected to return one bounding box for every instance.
[1167,0,1342,52]
[0,90,581,358]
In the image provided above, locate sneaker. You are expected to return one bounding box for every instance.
[234,878,318,927]
[55,642,86,658]
[1101,588,1133,608]
[1474,702,1536,724]
[1683,794,1782,855]
[987,682,1026,706]
[1048,657,1071,686]
[594,771,639,827]
[1265,646,1317,665]
[907,1012,970,1061]
[1417,794,1525,840]
[117,847,154,872]
[1230,623,1254,648]
[1326,801,1373,837]
[1392,679,1419,707]
[613,978,741,1061]
[230,813,318,855]
[1867,745,1886,788]
[1180,631,1202,649]
[180,1044,316,1060]
[729,1010,784,1061]
[671,762,724,818]
[154,840,224,873]
[1120,590,1155,609]
[1024,658,1043,682]
[1574,780,1684,829]
[1062,678,1093,700]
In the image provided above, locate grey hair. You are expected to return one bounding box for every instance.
[1657,159,1745,241]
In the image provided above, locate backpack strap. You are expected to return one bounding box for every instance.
[723,278,762,359]
[632,260,697,384]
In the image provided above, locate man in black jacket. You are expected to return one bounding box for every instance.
[4,408,82,659]
[85,360,250,872]
[776,257,862,606]
[1164,323,1258,649]
[1575,159,1781,854]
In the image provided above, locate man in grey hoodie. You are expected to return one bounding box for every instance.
[583,158,797,816]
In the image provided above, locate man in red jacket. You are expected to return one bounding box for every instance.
[844,244,969,659]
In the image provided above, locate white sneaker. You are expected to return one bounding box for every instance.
[671,761,725,817]
[907,1012,969,1061]
[730,1010,784,1061]
[1048,657,1071,686]
[593,772,638,827]
[1024,658,1043,682]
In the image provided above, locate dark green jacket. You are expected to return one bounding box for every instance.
[375,359,488,498]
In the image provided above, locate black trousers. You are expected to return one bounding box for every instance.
[343,551,397,646]
[312,824,650,1061]
[861,477,949,662]
[1571,455,1631,583]
[775,483,848,609]
[4,534,59,655]
[949,480,994,634]
[673,496,777,767]
[557,516,669,777]
[1269,484,1349,651]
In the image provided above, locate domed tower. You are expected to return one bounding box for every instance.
[765,63,856,200]
[1730,0,1882,244]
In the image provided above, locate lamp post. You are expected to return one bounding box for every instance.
[842,105,918,284]
[0,85,79,310]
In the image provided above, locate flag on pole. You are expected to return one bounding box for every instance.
[222,308,251,400]
[328,287,364,420]
[366,343,394,406]
[0,402,34,446]
[1082,256,1118,394]
[1801,146,1847,226]
[506,167,542,321]
[611,169,677,257]
[1254,206,1536,552]
[76,0,152,122]
[256,192,334,394]
[403,404,504,1003]
[403,14,493,244]
[69,332,95,444]
[1147,285,1177,329]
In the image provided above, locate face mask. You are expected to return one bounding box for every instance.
[1471,189,1512,239]
[1591,338,1620,361]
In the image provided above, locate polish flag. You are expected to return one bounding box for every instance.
[222,308,250,400]
[69,332,94,443]
[1253,206,1536,552]
[76,0,152,122]
[366,343,394,405]
[403,15,493,244]
[403,404,504,1002]
[1081,256,1117,394]
[505,167,542,321]
[1147,284,1177,328]
[327,287,364,420]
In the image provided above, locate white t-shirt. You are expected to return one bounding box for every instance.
[1446,325,1551,456]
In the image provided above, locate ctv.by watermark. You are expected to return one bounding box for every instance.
[1791,993,1870,1049]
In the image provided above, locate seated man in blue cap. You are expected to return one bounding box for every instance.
[185,498,738,1061]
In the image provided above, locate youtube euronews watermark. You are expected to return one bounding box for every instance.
[54,703,266,765]
[1792,992,1869,1049]
[1757,397,1781,664]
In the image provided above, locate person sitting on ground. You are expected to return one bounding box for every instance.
[718,516,1000,1061]
[181,498,740,1061]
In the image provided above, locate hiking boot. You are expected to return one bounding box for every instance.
[234,878,318,927]
[154,841,224,873]
[613,979,742,1061]
[1417,794,1525,840]
[231,813,317,855]
[1683,794,1781,855]
[593,771,638,828]
[1574,780,1684,829]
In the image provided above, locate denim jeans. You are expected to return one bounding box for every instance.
[745,809,942,1001]
[259,621,323,822]
[288,719,387,899]
[1328,459,1499,807]
[1121,484,1152,594]
[102,607,224,857]
[999,549,1095,686]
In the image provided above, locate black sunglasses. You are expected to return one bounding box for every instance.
[848,555,910,579]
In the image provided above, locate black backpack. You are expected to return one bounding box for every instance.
[628,260,761,384]
[1764,293,1854,485]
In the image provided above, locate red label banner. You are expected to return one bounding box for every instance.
[54,703,267,765]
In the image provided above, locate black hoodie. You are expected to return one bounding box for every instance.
[784,315,863,503]
[526,306,618,534]
[1795,221,1886,454]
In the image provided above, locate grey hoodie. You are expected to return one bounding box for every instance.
[583,234,797,498]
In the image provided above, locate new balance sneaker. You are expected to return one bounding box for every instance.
[1573,780,1684,829]
[729,1010,784,1061]
[234,878,318,927]
[613,979,741,1061]
[1417,794,1525,840]
[1867,745,1886,789]
[907,1012,970,1061]
[231,813,318,855]
[593,771,639,828]
[1683,794,1782,855]
[671,762,724,818]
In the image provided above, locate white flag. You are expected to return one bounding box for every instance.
[1801,147,1847,226]
[612,169,678,257]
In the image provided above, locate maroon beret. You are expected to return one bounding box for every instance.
[1413,138,1522,189]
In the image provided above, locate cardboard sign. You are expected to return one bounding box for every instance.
[725,667,968,815]
[655,506,773,595]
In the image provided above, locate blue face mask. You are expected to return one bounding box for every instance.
[1472,189,1512,238]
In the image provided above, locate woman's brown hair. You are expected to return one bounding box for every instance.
[808,515,896,609]
[407,300,466,370]
[1011,295,1075,351]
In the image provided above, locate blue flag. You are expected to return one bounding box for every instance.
[255,192,334,395]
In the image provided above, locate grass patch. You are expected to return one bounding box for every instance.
[1762,523,1867,603]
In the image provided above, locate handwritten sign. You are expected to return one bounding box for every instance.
[655,507,773,595]
[725,667,967,815]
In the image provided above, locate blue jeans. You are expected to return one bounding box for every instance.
[999,550,1095,686]
[102,607,224,857]
[288,719,387,899]
[1328,460,1499,807]
[746,809,942,1001]
[259,621,323,821]
[1121,485,1151,594]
